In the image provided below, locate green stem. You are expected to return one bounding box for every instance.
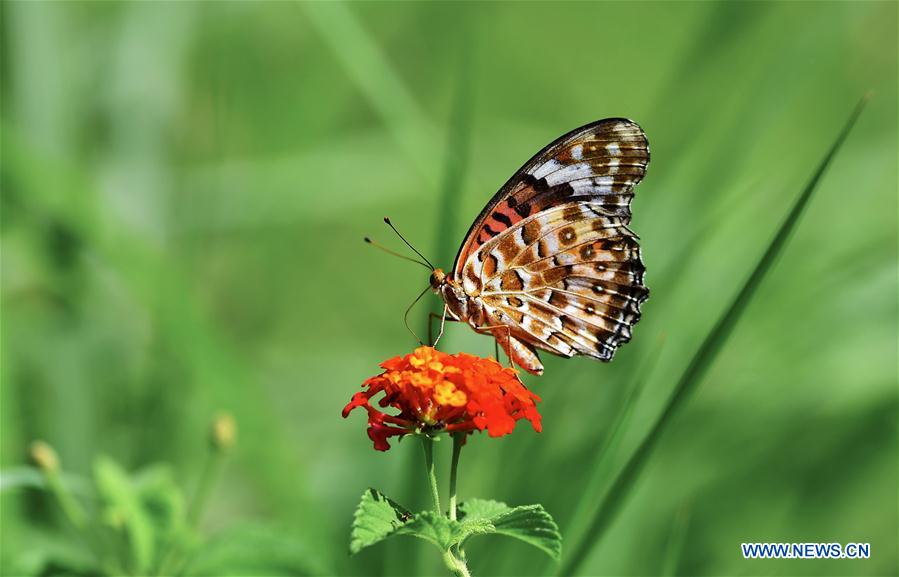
[162,451,224,576]
[443,550,473,577]
[44,471,87,529]
[421,434,473,577]
[39,466,110,573]
[448,433,464,521]
[420,435,441,514]
[187,450,225,528]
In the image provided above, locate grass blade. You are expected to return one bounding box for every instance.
[431,24,476,275]
[555,335,666,544]
[302,1,440,184]
[558,95,869,576]
[660,503,692,577]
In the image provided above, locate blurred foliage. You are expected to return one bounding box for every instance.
[1,2,896,577]
[3,421,320,576]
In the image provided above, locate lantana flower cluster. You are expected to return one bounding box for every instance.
[343,346,542,451]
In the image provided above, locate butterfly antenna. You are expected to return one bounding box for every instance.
[403,285,431,345]
[363,237,431,270]
[383,217,435,270]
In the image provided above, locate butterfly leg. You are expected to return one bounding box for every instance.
[427,306,459,347]
[477,323,517,368]
[479,324,544,375]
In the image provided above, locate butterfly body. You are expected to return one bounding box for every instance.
[432,118,650,375]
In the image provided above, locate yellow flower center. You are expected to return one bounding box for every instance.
[434,381,467,407]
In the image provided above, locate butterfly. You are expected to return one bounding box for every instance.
[423,118,651,376]
[373,118,650,375]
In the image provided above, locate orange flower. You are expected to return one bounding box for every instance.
[342,347,542,451]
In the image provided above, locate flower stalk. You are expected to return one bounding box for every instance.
[29,441,87,529]
[423,434,470,577]
[188,413,236,528]
[420,436,441,515]
[448,433,463,522]
[443,549,473,577]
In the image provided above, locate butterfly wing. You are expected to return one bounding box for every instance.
[453,118,649,277]
[453,119,650,372]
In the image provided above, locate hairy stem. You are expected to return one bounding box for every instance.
[448,433,464,521]
[443,550,473,577]
[420,436,441,514]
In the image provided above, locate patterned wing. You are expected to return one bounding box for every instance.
[452,118,649,278]
[474,204,648,363]
[453,119,650,371]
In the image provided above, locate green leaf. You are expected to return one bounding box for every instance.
[349,488,414,555]
[394,511,461,551]
[133,464,199,574]
[457,499,511,521]
[301,2,440,183]
[8,529,100,577]
[458,499,562,561]
[93,456,155,575]
[133,465,189,541]
[350,489,482,555]
[0,466,94,497]
[349,492,562,560]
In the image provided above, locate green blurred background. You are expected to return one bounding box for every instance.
[1,1,896,576]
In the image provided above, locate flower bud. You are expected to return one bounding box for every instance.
[29,440,59,474]
[210,412,237,452]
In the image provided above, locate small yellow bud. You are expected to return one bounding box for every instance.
[210,412,237,452]
[29,440,59,474]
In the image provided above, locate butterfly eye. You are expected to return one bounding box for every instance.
[429,268,446,289]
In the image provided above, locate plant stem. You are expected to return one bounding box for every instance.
[421,434,473,577]
[443,550,473,577]
[187,449,225,528]
[448,433,464,521]
[44,470,88,529]
[420,435,441,514]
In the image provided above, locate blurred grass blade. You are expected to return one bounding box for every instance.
[302,1,440,184]
[431,24,476,274]
[558,95,869,577]
[557,335,666,545]
[661,503,692,577]
[0,467,93,497]
[528,336,665,577]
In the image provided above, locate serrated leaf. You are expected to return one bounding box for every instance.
[350,491,562,560]
[395,510,461,550]
[350,488,413,555]
[458,499,562,561]
[457,498,511,521]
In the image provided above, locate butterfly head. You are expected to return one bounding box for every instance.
[429,268,447,292]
